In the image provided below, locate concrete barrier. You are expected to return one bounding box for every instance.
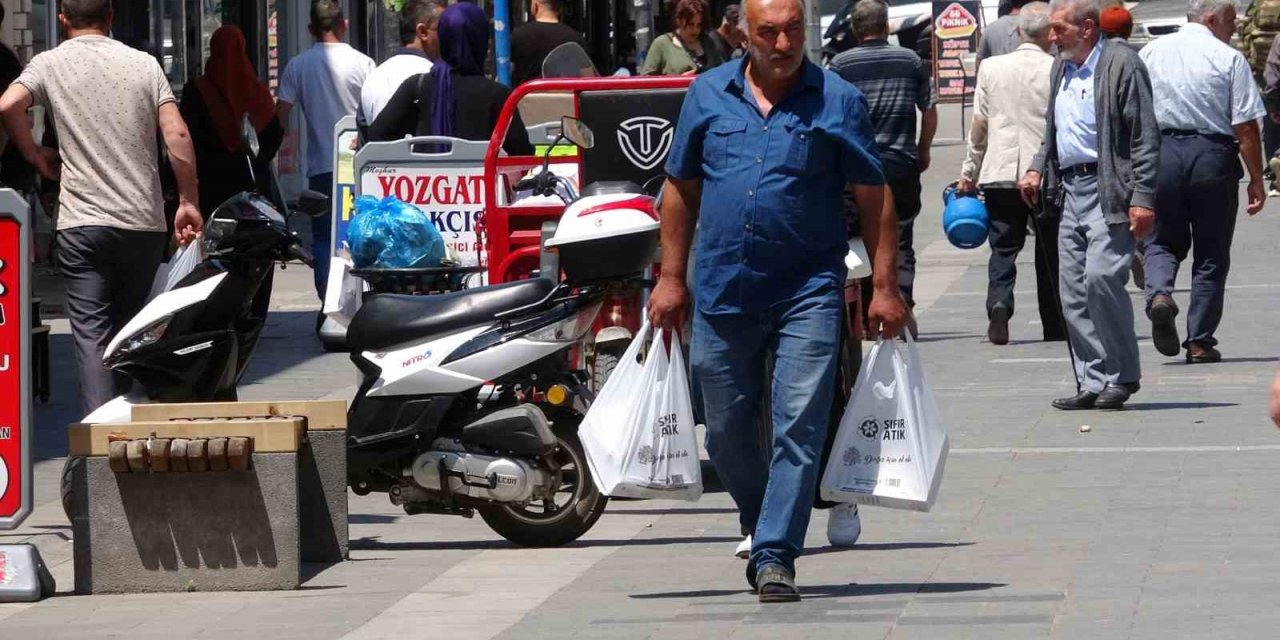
[131,401,349,562]
[68,419,305,594]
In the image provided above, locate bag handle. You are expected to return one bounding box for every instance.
[594,320,654,396]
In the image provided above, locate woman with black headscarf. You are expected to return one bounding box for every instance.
[368,2,533,155]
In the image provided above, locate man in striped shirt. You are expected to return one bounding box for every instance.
[829,0,937,334]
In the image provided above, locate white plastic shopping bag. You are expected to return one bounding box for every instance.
[845,238,872,280]
[322,255,369,327]
[820,333,949,511]
[580,321,703,501]
[148,237,206,300]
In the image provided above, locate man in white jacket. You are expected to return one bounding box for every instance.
[958,2,1066,345]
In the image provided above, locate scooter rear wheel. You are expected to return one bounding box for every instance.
[478,423,607,547]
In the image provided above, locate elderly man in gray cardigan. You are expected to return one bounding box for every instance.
[1017,0,1160,411]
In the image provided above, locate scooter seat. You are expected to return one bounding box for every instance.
[348,278,555,353]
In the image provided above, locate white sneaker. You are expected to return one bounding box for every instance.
[827,503,862,547]
[735,534,752,559]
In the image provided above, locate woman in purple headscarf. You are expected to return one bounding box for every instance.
[369,2,534,155]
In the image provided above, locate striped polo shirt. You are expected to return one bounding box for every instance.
[829,39,935,173]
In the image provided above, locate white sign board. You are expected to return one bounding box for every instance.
[358,165,487,266]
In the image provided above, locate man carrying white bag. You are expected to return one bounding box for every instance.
[821,334,948,511]
[579,322,703,501]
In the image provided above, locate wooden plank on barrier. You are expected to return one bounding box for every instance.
[131,400,347,431]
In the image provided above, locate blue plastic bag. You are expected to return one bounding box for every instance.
[346,195,446,269]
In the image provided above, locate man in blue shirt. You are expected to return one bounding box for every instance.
[648,0,908,603]
[1138,0,1267,364]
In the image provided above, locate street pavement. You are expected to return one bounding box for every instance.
[4,103,1280,639]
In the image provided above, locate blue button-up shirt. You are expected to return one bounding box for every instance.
[1055,39,1103,168]
[665,59,884,315]
[1139,23,1266,136]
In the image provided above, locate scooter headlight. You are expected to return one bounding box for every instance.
[525,301,602,343]
[116,317,171,356]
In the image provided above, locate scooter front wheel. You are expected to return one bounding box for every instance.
[477,423,607,547]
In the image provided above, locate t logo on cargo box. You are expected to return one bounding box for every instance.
[935,2,978,38]
[617,116,674,171]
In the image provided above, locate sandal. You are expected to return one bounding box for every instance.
[755,564,801,603]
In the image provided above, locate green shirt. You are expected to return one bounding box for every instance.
[640,33,725,76]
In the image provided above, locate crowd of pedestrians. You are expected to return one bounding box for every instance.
[4,0,1278,606]
[649,0,1274,601]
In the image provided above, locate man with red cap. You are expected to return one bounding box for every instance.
[1099,5,1133,39]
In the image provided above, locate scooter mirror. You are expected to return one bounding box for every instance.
[297,189,331,218]
[560,116,595,150]
[241,114,260,158]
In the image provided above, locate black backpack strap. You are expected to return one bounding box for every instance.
[355,103,369,148]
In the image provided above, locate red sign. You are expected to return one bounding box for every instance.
[935,2,978,38]
[0,217,21,523]
[932,1,983,104]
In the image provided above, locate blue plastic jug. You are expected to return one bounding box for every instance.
[941,184,989,250]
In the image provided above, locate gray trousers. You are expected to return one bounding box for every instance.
[57,226,167,413]
[1058,173,1141,393]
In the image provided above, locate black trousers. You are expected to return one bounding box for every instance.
[1145,132,1242,349]
[888,168,922,304]
[57,226,167,413]
[1265,116,1280,166]
[984,187,1066,339]
[859,168,922,311]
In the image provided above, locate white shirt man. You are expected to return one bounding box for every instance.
[279,40,374,179]
[1137,6,1267,364]
[276,0,376,300]
[360,0,440,123]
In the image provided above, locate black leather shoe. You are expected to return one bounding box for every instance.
[1095,382,1138,410]
[1148,295,1181,357]
[1186,343,1221,364]
[988,305,1010,345]
[1053,390,1099,410]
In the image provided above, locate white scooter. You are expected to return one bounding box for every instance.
[83,118,660,547]
[342,117,659,546]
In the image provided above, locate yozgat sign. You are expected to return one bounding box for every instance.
[358,166,488,266]
[351,136,492,267]
[0,190,31,530]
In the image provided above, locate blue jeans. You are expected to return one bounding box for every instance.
[309,173,334,299]
[691,281,843,575]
